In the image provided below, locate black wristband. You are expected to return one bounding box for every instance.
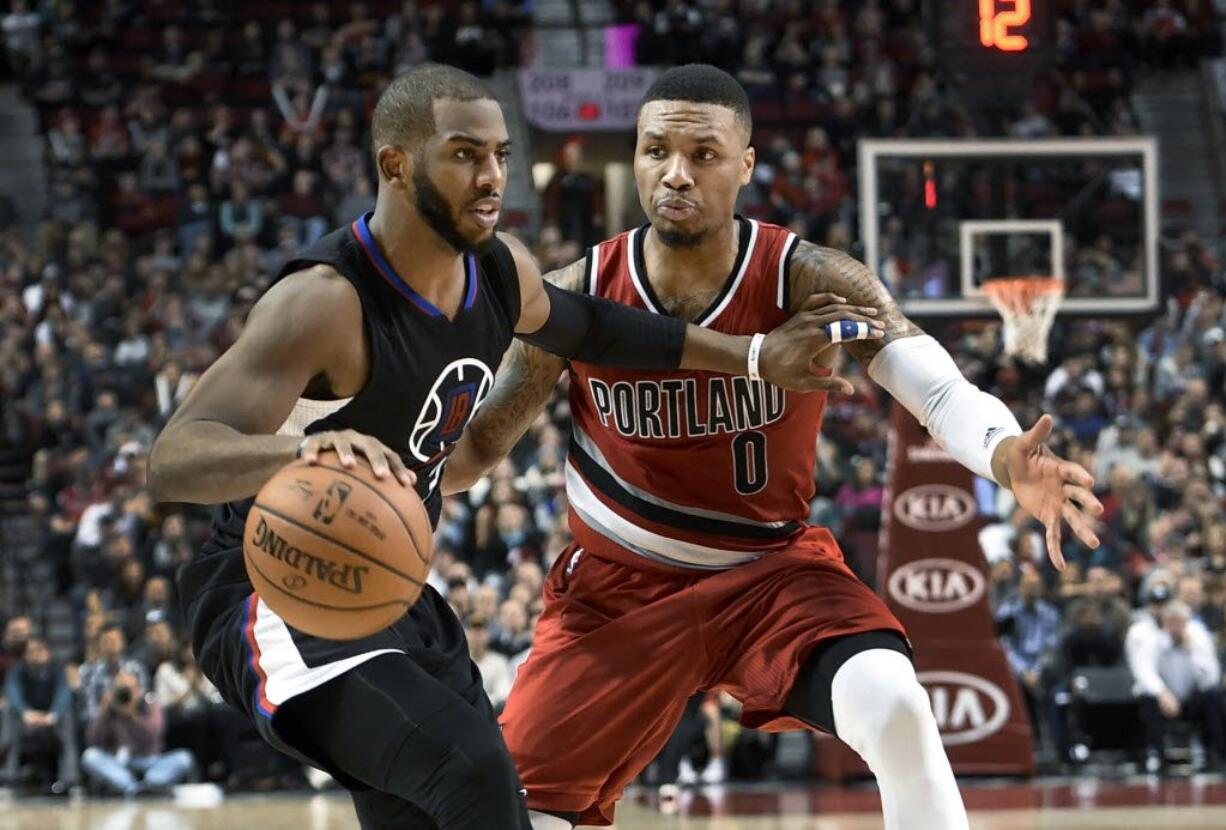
[520,282,686,370]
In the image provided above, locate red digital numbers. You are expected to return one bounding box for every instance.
[979,0,1032,52]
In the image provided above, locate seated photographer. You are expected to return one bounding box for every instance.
[78,624,148,722]
[80,670,193,795]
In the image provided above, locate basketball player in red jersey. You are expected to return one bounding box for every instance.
[446,65,1104,829]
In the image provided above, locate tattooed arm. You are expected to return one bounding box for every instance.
[441,258,586,495]
[787,241,1103,567]
[786,240,923,367]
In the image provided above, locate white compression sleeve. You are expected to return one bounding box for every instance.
[832,649,969,830]
[867,335,1021,484]
[529,811,574,830]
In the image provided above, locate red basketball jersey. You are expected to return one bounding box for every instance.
[566,218,826,569]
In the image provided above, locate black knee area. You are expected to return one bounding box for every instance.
[783,630,911,736]
[448,739,521,797]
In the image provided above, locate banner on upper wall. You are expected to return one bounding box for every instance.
[518,69,659,131]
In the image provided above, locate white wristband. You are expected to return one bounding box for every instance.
[747,333,766,382]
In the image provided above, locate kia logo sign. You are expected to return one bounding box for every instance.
[918,671,1010,746]
[887,558,986,614]
[893,484,977,532]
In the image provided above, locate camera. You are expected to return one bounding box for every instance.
[113,686,133,706]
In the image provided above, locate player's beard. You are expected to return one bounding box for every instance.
[413,165,494,255]
[654,219,709,249]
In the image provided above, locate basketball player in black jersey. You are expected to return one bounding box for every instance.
[148,65,852,830]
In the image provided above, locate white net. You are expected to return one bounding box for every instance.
[982,278,1065,365]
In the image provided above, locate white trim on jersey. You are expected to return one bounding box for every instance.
[250,596,403,707]
[586,243,601,295]
[565,462,766,569]
[571,423,792,529]
[777,231,799,310]
[696,219,760,328]
[569,498,745,572]
[276,398,349,438]
[624,227,662,313]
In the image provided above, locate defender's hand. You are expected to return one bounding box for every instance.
[300,429,416,487]
[759,293,884,393]
[994,415,1103,571]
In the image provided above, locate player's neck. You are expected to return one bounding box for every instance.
[367,204,465,293]
[643,219,740,296]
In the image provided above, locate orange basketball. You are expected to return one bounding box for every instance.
[243,451,432,640]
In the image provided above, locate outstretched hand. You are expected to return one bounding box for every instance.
[758,293,884,393]
[995,414,1103,571]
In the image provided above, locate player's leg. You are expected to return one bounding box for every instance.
[500,545,706,826]
[506,623,696,827]
[653,695,708,786]
[350,789,438,830]
[706,533,968,830]
[273,652,531,830]
[783,633,968,830]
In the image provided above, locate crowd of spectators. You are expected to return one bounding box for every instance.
[1,0,1226,798]
[973,257,1226,771]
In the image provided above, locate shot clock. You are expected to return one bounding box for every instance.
[927,0,1055,99]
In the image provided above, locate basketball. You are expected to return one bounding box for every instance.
[243,451,432,640]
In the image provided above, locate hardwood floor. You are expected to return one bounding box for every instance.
[2,782,1224,829]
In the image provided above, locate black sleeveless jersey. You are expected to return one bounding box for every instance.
[179,212,521,623]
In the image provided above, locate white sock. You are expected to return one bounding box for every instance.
[831,649,969,830]
[529,810,574,830]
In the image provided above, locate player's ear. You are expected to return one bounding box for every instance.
[376,145,410,190]
[741,145,756,187]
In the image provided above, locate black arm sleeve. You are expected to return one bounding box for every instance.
[518,281,686,370]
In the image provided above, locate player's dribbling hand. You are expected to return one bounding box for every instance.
[994,414,1104,571]
[760,293,884,394]
[299,429,416,487]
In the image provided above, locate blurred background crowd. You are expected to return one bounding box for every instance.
[1,0,1226,799]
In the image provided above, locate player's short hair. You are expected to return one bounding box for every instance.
[371,64,496,154]
[639,64,752,135]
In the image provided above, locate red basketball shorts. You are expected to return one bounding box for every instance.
[498,526,906,825]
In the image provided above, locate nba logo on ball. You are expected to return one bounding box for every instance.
[312,481,352,525]
[409,359,494,463]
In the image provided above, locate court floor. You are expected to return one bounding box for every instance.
[3,781,1226,829]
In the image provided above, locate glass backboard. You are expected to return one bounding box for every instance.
[858,138,1159,316]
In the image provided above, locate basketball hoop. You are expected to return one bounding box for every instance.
[981,278,1065,365]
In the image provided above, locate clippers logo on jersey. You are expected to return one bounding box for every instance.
[587,376,786,440]
[409,358,494,463]
[440,386,477,438]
